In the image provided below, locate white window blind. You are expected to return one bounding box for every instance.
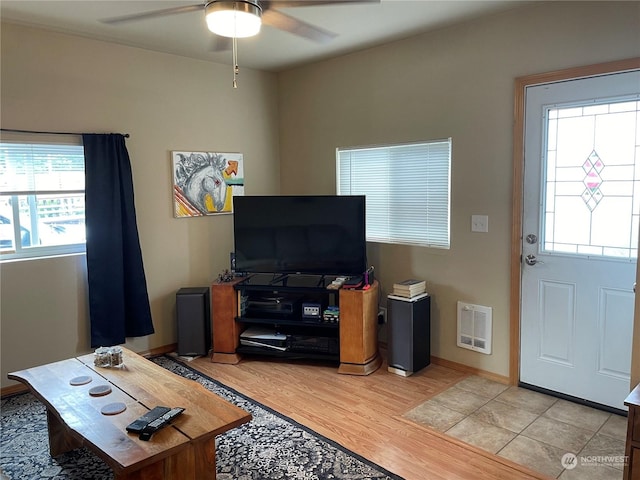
[0,135,86,260]
[0,142,85,194]
[337,139,451,248]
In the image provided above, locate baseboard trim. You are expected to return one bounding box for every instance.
[139,343,177,358]
[378,342,510,384]
[1,383,28,398]
[430,356,510,385]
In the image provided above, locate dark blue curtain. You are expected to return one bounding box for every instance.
[83,133,154,347]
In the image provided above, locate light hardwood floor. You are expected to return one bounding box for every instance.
[188,351,552,480]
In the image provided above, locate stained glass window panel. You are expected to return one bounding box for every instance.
[543,99,640,259]
[553,197,590,246]
[591,197,632,248]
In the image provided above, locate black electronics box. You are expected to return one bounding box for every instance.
[288,335,339,355]
[245,297,301,318]
[301,301,327,323]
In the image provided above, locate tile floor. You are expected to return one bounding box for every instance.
[403,376,628,479]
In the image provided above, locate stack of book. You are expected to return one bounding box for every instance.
[392,279,427,298]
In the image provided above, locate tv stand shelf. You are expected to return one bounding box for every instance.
[236,317,339,329]
[235,345,339,362]
[210,275,381,375]
[236,273,338,291]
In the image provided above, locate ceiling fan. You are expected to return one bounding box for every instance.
[101,0,378,47]
[101,0,378,87]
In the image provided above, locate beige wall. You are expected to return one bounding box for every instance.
[277,2,640,378]
[2,2,639,390]
[0,23,280,388]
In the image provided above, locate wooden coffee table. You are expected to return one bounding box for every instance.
[8,347,251,480]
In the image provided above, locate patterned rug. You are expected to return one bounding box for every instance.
[1,356,402,480]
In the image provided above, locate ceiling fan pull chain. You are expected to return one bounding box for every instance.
[232,35,239,89]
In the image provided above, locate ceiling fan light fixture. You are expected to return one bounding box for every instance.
[205,1,262,38]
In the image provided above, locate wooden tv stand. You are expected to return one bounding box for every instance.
[210,275,381,375]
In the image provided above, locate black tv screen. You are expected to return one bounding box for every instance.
[233,195,367,276]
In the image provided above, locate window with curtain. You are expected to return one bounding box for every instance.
[337,139,451,248]
[0,134,86,260]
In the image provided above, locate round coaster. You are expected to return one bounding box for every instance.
[89,384,112,397]
[100,402,126,416]
[69,375,92,386]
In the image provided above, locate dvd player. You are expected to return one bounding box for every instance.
[246,297,300,317]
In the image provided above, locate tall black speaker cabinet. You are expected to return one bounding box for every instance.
[387,293,431,376]
[176,287,211,356]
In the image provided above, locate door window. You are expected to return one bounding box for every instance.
[542,99,640,259]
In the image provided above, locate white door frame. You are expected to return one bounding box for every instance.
[509,57,640,387]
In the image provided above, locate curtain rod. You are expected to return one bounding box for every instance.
[0,128,130,138]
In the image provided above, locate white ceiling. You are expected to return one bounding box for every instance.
[0,0,528,72]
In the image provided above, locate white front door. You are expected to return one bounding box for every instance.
[520,70,640,411]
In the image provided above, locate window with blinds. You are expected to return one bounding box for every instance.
[337,139,451,248]
[0,135,86,260]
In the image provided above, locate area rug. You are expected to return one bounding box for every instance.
[1,356,403,480]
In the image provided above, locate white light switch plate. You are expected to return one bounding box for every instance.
[471,215,489,233]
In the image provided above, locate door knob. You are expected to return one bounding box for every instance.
[524,254,542,266]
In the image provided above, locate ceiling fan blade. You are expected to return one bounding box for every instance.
[261,8,337,44]
[262,0,379,8]
[100,4,204,25]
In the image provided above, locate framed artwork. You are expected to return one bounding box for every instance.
[172,151,244,217]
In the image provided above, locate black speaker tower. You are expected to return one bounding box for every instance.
[176,287,211,356]
[387,294,431,376]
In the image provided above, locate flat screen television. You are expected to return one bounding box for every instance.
[232,195,367,276]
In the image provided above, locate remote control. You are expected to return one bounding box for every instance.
[126,406,171,433]
[139,407,185,441]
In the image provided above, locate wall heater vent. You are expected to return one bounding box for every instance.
[457,301,492,355]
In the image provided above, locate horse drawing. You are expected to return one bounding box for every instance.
[178,153,228,214]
